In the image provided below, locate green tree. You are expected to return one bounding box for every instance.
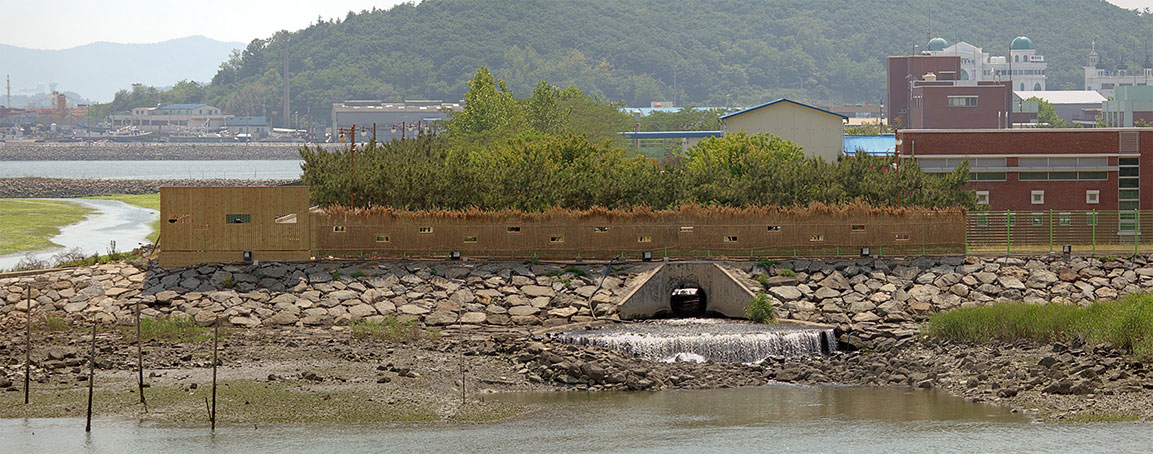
[1029,97,1075,128]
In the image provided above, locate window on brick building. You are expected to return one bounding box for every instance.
[947,96,979,107]
[1086,190,1100,204]
[1031,190,1045,205]
[976,191,990,205]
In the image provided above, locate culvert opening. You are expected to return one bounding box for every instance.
[670,287,707,317]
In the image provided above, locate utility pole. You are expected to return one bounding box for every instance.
[5,75,9,108]
[282,39,290,129]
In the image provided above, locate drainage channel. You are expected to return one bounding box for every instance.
[552,318,837,364]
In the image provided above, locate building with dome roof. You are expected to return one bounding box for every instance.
[926,36,1047,91]
[1083,40,1153,98]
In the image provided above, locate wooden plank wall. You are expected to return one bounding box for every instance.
[160,186,311,267]
[312,210,965,259]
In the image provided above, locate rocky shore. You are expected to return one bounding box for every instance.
[3,255,1153,422]
[0,177,298,198]
[0,142,339,161]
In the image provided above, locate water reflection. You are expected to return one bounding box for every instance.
[2,386,1152,454]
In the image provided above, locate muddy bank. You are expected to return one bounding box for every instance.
[0,143,340,161]
[0,178,299,198]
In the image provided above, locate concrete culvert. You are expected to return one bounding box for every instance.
[670,287,707,317]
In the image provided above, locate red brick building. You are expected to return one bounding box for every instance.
[898,129,1153,215]
[888,55,1022,129]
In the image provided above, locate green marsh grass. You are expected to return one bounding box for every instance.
[351,317,439,341]
[926,293,1153,356]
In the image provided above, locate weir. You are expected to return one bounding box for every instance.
[554,319,837,364]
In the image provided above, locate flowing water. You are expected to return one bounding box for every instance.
[0,198,157,270]
[0,160,304,180]
[2,386,1151,453]
[553,318,836,363]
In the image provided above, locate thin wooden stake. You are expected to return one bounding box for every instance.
[24,287,31,405]
[211,318,219,432]
[136,298,148,412]
[85,322,97,433]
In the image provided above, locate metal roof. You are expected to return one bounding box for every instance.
[159,104,209,110]
[720,99,848,121]
[618,131,723,139]
[1014,90,1105,105]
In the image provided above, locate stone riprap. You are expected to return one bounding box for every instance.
[0,142,339,161]
[0,178,298,198]
[1,255,1150,344]
[0,261,641,330]
[758,255,1153,348]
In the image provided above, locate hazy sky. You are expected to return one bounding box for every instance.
[2,0,1153,49]
[1,0,412,49]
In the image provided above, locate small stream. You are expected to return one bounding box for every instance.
[0,198,157,271]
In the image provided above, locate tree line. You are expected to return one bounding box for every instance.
[300,68,973,212]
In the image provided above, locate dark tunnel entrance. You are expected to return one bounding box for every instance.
[669,287,707,317]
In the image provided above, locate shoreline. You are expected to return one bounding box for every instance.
[2,322,1150,424]
[0,178,299,198]
[0,143,338,161]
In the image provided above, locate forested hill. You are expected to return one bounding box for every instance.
[111,0,1153,123]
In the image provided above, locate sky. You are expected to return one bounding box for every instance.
[0,0,412,49]
[2,0,1153,49]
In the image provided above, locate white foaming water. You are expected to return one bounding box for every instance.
[556,318,836,364]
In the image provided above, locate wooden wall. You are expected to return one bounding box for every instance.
[159,186,312,267]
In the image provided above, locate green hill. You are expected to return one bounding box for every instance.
[98,0,1153,124]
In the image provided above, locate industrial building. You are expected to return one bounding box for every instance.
[719,99,847,162]
[1013,90,1104,126]
[899,128,1152,216]
[109,104,231,133]
[329,100,462,142]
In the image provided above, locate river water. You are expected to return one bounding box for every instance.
[0,160,304,180]
[0,198,156,270]
[1,386,1149,453]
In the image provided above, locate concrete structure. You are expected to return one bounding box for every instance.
[109,104,230,133]
[1101,86,1153,127]
[1083,41,1153,98]
[927,37,1047,91]
[719,99,847,161]
[618,130,721,157]
[617,261,758,319]
[1014,90,1105,126]
[330,100,461,141]
[226,116,270,136]
[899,129,1153,218]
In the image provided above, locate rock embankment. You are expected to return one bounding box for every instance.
[0,177,298,198]
[757,255,1153,347]
[0,143,340,161]
[0,261,641,331]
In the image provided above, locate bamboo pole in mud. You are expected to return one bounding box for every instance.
[136,298,148,411]
[24,287,31,405]
[211,318,219,431]
[85,322,97,433]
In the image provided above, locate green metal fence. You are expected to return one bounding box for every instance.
[967,210,1150,255]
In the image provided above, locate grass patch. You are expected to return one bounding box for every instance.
[122,316,218,342]
[351,317,439,342]
[925,293,1153,356]
[778,268,796,277]
[86,193,160,243]
[0,199,94,255]
[756,258,778,270]
[39,315,73,332]
[746,292,776,324]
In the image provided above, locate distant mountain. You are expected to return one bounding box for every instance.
[0,36,242,103]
